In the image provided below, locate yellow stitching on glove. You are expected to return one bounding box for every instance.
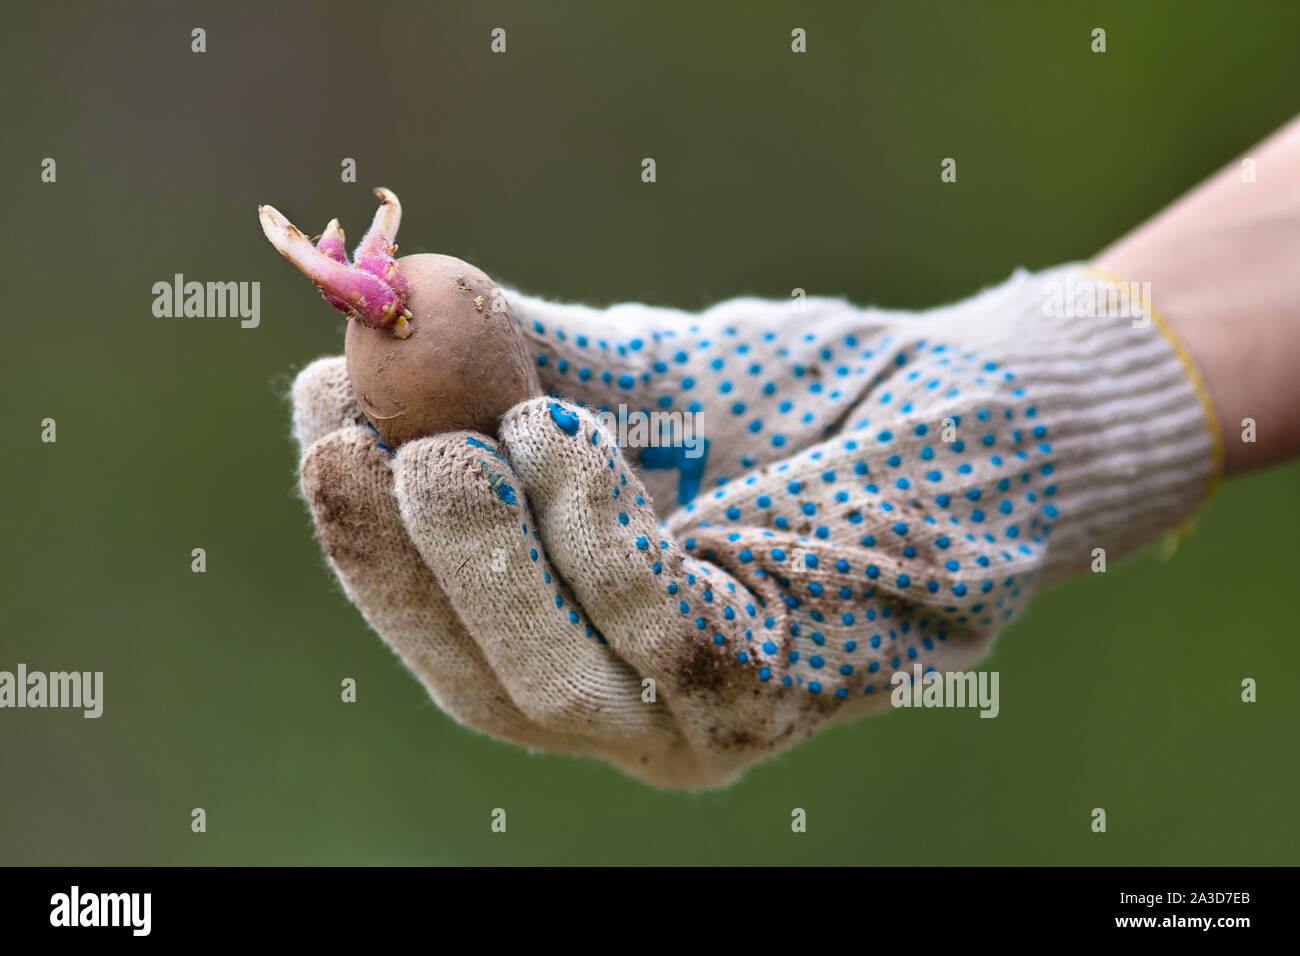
[1087,265,1224,523]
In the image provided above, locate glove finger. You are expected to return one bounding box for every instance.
[503,285,680,403]
[506,285,912,515]
[300,423,593,753]
[499,398,801,773]
[291,356,365,454]
[391,430,688,754]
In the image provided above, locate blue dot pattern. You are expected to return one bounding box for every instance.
[476,288,1063,701]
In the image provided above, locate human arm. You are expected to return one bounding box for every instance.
[1096,113,1300,476]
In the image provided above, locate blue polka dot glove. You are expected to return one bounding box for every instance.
[292,264,1217,788]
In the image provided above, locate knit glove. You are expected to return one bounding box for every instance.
[293,264,1218,788]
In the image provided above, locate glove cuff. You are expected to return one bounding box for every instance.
[967,263,1221,583]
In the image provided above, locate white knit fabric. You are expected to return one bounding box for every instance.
[293,264,1215,788]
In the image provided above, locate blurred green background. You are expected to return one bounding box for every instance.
[2,0,1297,865]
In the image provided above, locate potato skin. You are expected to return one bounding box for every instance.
[346,254,541,445]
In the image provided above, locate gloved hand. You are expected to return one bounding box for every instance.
[292,265,1218,787]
